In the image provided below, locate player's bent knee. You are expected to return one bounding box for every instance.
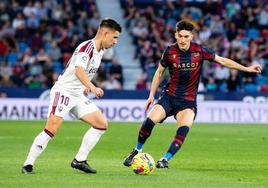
[45,116,63,135]
[45,121,61,135]
[148,115,162,124]
[45,126,58,135]
[99,121,108,130]
[92,119,108,131]
[92,125,108,131]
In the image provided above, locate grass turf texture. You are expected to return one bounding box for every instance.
[0,121,267,188]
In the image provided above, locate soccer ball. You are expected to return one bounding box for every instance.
[131,153,155,175]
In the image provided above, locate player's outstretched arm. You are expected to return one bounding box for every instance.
[214,55,262,73]
[144,64,165,111]
[75,66,104,98]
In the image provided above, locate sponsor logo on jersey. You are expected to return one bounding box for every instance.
[173,62,199,71]
[88,68,98,74]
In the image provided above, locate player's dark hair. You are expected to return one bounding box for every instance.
[176,20,194,32]
[100,18,122,33]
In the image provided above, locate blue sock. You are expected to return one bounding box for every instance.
[136,142,143,151]
[137,118,155,148]
[164,152,173,161]
[164,126,190,161]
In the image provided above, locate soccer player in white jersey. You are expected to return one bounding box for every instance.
[22,18,122,174]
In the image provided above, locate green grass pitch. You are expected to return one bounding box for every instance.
[0,120,268,188]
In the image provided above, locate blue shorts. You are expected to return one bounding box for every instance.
[156,93,197,123]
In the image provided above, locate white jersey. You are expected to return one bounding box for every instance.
[55,39,104,93]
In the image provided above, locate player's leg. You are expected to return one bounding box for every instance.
[75,111,107,162]
[22,115,64,174]
[156,108,195,168]
[137,104,166,151]
[22,89,73,174]
[71,101,106,173]
[123,104,166,167]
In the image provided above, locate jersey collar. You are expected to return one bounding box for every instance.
[92,39,104,54]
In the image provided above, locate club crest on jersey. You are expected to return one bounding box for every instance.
[58,106,63,112]
[194,52,200,57]
[82,56,88,62]
[173,54,176,59]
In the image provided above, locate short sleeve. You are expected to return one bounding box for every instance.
[159,46,170,67]
[201,45,215,61]
[74,52,91,69]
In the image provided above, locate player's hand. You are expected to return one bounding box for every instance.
[144,96,154,112]
[247,65,262,73]
[91,87,104,98]
[83,88,90,96]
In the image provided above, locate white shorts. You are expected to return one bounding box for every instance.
[47,86,99,119]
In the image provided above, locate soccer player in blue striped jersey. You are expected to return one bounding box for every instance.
[123,20,262,168]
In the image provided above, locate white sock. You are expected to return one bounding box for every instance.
[75,127,106,161]
[23,130,52,166]
[135,148,142,153]
[159,157,168,161]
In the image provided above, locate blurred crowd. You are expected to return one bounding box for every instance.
[0,0,123,91]
[1,0,268,93]
[121,0,268,92]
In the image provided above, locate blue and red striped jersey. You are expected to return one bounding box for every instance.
[160,42,215,101]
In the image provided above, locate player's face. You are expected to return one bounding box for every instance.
[102,30,120,49]
[175,30,193,51]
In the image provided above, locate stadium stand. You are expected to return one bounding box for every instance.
[0,0,124,91]
[120,0,268,92]
[0,0,267,93]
